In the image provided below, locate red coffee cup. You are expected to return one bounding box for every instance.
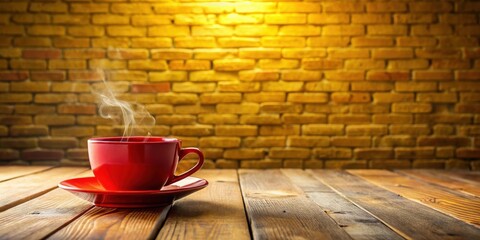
[87,136,204,191]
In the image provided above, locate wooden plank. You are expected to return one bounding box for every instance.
[311,170,480,240]
[397,170,480,197]
[0,166,53,182]
[281,169,403,240]
[439,171,480,185]
[48,206,171,240]
[0,167,88,211]
[239,169,352,240]
[350,170,480,226]
[156,170,250,240]
[0,171,94,240]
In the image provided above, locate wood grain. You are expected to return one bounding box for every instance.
[397,170,480,197]
[312,170,480,240]
[156,170,250,240]
[439,171,480,186]
[0,167,88,211]
[0,171,94,240]
[239,169,352,240]
[281,169,403,240]
[350,169,480,226]
[0,166,53,182]
[48,206,171,240]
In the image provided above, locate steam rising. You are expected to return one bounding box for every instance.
[94,73,155,139]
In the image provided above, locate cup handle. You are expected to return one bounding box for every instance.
[166,147,204,185]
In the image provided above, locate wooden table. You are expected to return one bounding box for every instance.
[0,166,479,239]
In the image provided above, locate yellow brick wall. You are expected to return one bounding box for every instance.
[0,0,479,169]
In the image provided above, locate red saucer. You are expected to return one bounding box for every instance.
[59,176,208,208]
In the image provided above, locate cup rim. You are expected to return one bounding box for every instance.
[88,136,179,144]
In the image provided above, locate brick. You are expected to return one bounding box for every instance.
[90,59,126,70]
[395,147,435,159]
[49,59,85,70]
[324,2,362,12]
[0,71,29,81]
[0,2,28,12]
[71,3,108,13]
[346,60,385,70]
[57,104,96,115]
[240,115,282,125]
[151,49,192,60]
[412,160,445,169]
[239,71,279,82]
[11,82,49,93]
[260,103,302,113]
[412,24,452,36]
[22,149,64,161]
[156,115,196,125]
[368,25,407,36]
[66,149,89,161]
[172,125,213,137]
[68,70,104,82]
[415,114,472,124]
[35,114,75,125]
[261,37,305,47]
[92,15,129,25]
[10,59,47,70]
[329,49,370,59]
[262,82,303,92]
[0,138,37,149]
[457,71,480,81]
[308,37,350,47]
[265,14,305,24]
[352,14,391,24]
[308,14,349,24]
[217,103,260,114]
[396,82,437,92]
[173,105,209,114]
[169,60,210,71]
[305,82,349,92]
[14,37,51,47]
[150,25,189,37]
[350,105,389,114]
[278,2,320,12]
[279,26,320,36]
[0,26,25,35]
[388,59,429,70]
[326,71,365,81]
[418,137,470,147]
[367,2,406,12]
[269,148,310,159]
[0,48,21,58]
[23,49,61,59]
[373,114,412,124]
[416,49,461,59]
[461,93,480,102]
[145,104,174,114]
[0,149,19,160]
[355,148,393,160]
[31,71,65,82]
[199,137,241,148]
[240,160,283,169]
[244,93,285,102]
[329,114,371,124]
[0,94,32,103]
[352,82,392,91]
[108,49,147,60]
[54,37,89,48]
[410,2,452,13]
[397,37,436,47]
[368,70,408,81]
[63,49,106,59]
[314,148,352,159]
[259,59,300,70]
[174,37,216,48]
[259,125,300,136]
[128,60,167,70]
[15,105,55,114]
[282,49,326,59]
[111,3,151,14]
[192,26,233,37]
[131,38,172,48]
[0,116,32,125]
[288,136,329,147]
[439,82,480,92]
[439,37,478,48]
[394,14,436,24]
[235,3,276,13]
[457,148,480,159]
[370,160,411,169]
[214,59,255,71]
[373,93,413,103]
[150,72,187,82]
[393,103,432,113]
[216,125,257,136]
[52,15,88,25]
[417,93,457,103]
[283,114,326,124]
[347,125,387,136]
[282,71,322,81]
[219,13,263,25]
[373,48,412,59]
[303,59,343,70]
[224,149,265,159]
[198,114,238,125]
[440,14,477,24]
[218,82,260,92]
[200,93,241,104]
[288,93,328,103]
[107,26,145,37]
[218,37,259,48]
[332,137,371,147]
[434,125,454,136]
[456,103,480,114]
[323,25,364,36]
[244,137,285,147]
[332,93,370,103]
[303,124,344,136]
[174,14,215,25]
[68,26,105,37]
[77,116,114,126]
[414,71,453,81]
[51,126,94,137]
[172,82,215,93]
[35,94,76,104]
[132,15,170,26]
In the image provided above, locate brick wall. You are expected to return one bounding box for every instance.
[0,0,479,169]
